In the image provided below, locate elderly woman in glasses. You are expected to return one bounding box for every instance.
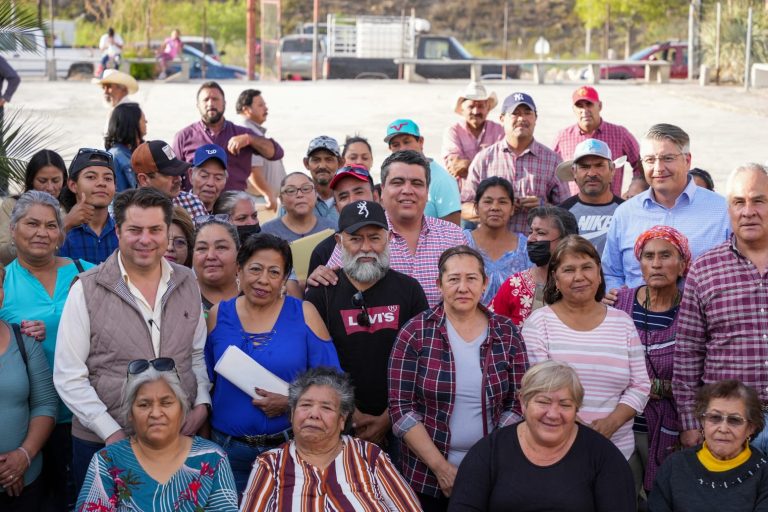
[388,245,528,511]
[649,380,768,512]
[241,367,421,511]
[76,358,238,511]
[205,233,340,495]
[260,172,336,243]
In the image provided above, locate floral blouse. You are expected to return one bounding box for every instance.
[76,436,238,511]
[489,269,538,329]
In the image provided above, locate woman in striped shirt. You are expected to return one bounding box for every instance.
[241,367,421,512]
[522,235,651,461]
[614,226,691,495]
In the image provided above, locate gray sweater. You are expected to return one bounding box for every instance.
[648,446,768,512]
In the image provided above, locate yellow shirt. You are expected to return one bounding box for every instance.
[697,441,752,472]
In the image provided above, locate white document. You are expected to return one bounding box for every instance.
[214,345,290,397]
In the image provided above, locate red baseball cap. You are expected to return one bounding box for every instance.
[572,86,600,105]
[329,165,374,189]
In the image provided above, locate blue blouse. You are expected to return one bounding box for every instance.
[205,296,340,437]
[464,230,532,305]
[76,436,238,511]
[0,258,95,423]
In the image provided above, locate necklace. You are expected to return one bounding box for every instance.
[640,286,680,383]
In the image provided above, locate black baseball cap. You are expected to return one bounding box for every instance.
[338,200,388,234]
[131,140,191,176]
[69,148,114,179]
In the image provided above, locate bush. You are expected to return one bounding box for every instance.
[700,1,768,83]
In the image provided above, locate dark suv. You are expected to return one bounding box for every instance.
[599,41,688,79]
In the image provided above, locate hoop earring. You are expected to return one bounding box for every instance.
[235,277,241,291]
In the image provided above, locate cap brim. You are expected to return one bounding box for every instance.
[159,160,191,176]
[342,220,388,234]
[556,160,575,182]
[330,171,370,189]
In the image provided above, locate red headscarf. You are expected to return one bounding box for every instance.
[633,225,692,277]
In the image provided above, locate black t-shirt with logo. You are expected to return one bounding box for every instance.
[306,269,429,415]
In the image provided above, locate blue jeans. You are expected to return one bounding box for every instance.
[752,411,768,454]
[211,429,289,498]
[71,436,105,498]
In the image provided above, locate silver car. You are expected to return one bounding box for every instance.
[277,34,325,80]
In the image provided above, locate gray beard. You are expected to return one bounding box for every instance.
[342,246,390,283]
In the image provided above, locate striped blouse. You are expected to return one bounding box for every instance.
[522,306,651,459]
[240,436,421,512]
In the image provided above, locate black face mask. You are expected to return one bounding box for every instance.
[237,224,261,245]
[527,240,552,267]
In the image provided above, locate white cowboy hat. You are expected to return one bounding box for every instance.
[92,69,139,95]
[454,82,498,114]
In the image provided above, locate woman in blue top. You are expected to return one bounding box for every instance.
[205,233,340,494]
[104,102,146,192]
[0,191,95,511]
[77,358,238,511]
[464,177,532,305]
[0,263,58,511]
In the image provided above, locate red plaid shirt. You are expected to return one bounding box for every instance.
[462,139,568,234]
[388,303,529,497]
[173,191,208,223]
[326,215,468,307]
[440,120,505,190]
[674,237,768,431]
[552,120,641,196]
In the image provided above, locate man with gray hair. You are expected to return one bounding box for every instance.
[305,200,428,453]
[601,123,730,292]
[674,163,768,452]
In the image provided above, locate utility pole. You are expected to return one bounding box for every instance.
[246,0,256,80]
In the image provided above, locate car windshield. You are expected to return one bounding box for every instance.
[449,37,473,59]
[629,46,656,61]
[282,39,313,53]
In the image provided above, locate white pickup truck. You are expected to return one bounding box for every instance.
[0,29,99,78]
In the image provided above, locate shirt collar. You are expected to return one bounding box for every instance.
[577,119,603,136]
[118,250,173,286]
[642,176,697,209]
[503,139,538,156]
[385,212,429,238]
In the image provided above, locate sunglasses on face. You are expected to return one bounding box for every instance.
[127,357,177,376]
[700,411,748,428]
[351,291,371,327]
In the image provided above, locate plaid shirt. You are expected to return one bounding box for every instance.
[440,120,505,189]
[173,191,207,223]
[326,215,468,307]
[462,139,569,233]
[58,215,118,265]
[552,120,642,196]
[388,303,529,497]
[674,237,768,431]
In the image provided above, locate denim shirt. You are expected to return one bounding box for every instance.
[108,143,137,192]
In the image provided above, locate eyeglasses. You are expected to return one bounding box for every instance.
[641,153,683,166]
[168,237,188,250]
[700,412,748,427]
[281,184,315,196]
[194,213,230,225]
[351,291,371,327]
[127,357,177,376]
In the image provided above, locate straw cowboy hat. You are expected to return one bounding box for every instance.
[454,82,498,114]
[92,69,139,95]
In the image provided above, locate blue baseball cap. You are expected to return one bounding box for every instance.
[193,144,227,169]
[384,119,421,144]
[501,92,537,114]
[556,138,613,181]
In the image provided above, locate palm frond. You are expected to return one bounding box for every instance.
[0,2,44,54]
[0,109,63,186]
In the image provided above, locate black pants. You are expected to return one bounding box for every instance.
[417,491,450,512]
[40,423,76,512]
[0,475,44,512]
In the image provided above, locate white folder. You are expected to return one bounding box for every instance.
[213,345,290,397]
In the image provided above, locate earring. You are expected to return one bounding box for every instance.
[236,277,241,291]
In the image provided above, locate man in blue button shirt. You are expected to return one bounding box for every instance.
[601,123,730,294]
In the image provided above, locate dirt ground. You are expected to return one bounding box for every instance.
[10,77,768,192]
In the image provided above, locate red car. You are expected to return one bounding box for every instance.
[599,41,688,79]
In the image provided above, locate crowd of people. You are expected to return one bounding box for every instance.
[0,76,767,512]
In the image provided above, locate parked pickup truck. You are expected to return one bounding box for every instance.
[323,15,519,80]
[0,29,98,78]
